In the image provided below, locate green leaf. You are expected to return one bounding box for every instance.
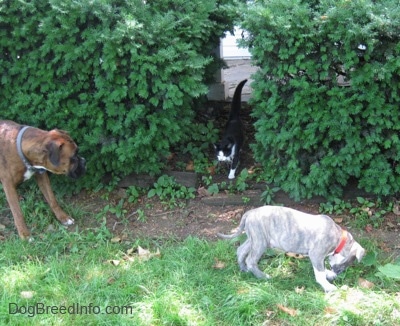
[148,189,156,198]
[377,263,400,280]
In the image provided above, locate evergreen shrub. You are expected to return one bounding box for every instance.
[241,0,400,200]
[0,0,238,189]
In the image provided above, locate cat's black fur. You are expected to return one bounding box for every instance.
[214,79,247,179]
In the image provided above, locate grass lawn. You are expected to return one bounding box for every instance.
[1,225,399,326]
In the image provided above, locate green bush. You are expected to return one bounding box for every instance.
[241,0,400,200]
[0,0,238,189]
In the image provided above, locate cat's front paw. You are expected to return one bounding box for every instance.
[228,170,236,179]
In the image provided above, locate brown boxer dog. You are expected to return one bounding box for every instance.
[0,120,86,240]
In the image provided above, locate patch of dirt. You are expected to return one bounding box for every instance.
[67,187,400,259]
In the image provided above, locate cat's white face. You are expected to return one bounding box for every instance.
[216,144,236,162]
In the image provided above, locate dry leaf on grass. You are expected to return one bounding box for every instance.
[237,288,249,295]
[295,286,305,294]
[264,309,275,318]
[186,160,194,171]
[20,291,35,299]
[365,225,373,233]
[138,246,161,261]
[286,252,305,259]
[110,260,121,266]
[277,304,297,316]
[358,278,375,289]
[212,258,226,269]
[197,187,210,198]
[334,217,343,223]
[110,237,121,243]
[107,277,116,285]
[324,306,337,315]
[207,165,216,175]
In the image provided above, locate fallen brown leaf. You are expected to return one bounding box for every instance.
[138,246,150,257]
[379,242,391,252]
[237,288,249,295]
[277,304,297,317]
[365,225,373,233]
[197,186,210,198]
[20,291,35,299]
[324,306,337,315]
[138,246,161,261]
[212,258,226,270]
[334,217,343,224]
[264,309,275,318]
[207,165,216,175]
[393,203,400,215]
[110,237,121,243]
[358,277,375,289]
[286,252,305,259]
[295,286,305,294]
[186,160,194,171]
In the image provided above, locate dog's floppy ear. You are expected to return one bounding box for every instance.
[356,247,365,262]
[46,141,62,166]
[355,243,365,262]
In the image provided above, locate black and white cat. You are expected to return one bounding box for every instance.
[214,79,247,179]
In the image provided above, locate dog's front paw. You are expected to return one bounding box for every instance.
[326,270,337,282]
[248,267,271,280]
[240,265,248,273]
[20,232,33,242]
[62,217,75,226]
[323,283,337,293]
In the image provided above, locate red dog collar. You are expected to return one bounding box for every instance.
[334,230,348,255]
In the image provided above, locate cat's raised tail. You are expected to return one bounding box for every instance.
[229,79,248,120]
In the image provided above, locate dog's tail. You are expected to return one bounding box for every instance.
[217,212,247,239]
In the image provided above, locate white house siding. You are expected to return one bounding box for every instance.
[208,27,254,100]
[222,27,251,59]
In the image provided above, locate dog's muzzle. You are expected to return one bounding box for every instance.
[68,156,86,179]
[331,255,357,275]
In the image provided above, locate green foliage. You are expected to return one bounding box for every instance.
[260,185,280,205]
[101,199,128,220]
[241,0,400,200]
[148,175,196,207]
[203,168,251,195]
[125,186,143,204]
[377,263,400,280]
[232,168,250,192]
[319,198,352,215]
[0,0,238,190]
[349,197,392,228]
[180,121,219,163]
[319,196,394,229]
